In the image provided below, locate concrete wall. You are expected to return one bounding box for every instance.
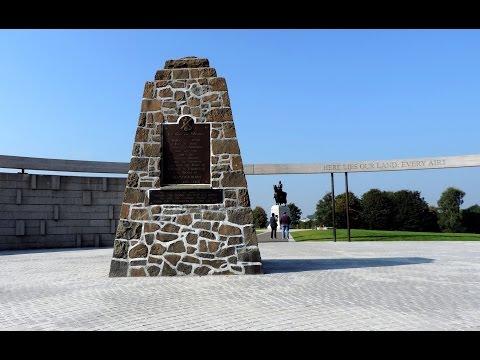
[0,172,125,251]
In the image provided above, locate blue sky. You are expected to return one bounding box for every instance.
[0,30,479,215]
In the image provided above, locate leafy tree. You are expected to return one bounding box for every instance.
[315,192,333,227]
[391,190,435,231]
[462,205,480,233]
[252,206,267,229]
[437,187,465,233]
[424,206,440,232]
[360,189,395,230]
[334,192,362,228]
[287,202,302,228]
[314,192,361,229]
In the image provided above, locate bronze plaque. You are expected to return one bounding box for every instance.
[149,189,223,205]
[162,116,211,185]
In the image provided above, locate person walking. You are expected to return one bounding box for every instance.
[269,213,278,239]
[280,211,291,240]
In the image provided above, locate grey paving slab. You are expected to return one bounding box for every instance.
[257,230,289,243]
[0,241,480,331]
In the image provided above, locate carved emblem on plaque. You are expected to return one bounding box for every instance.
[179,116,194,132]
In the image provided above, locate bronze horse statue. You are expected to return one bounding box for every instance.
[273,182,287,205]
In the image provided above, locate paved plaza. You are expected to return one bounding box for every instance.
[1,241,480,331]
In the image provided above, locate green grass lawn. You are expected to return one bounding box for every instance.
[291,228,480,241]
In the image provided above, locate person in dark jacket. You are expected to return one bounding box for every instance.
[280,211,291,239]
[269,213,278,239]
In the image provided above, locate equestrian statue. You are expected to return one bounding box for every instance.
[273,181,287,206]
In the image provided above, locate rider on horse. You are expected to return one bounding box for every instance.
[273,181,287,205]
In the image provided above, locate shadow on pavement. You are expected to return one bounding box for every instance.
[262,257,434,274]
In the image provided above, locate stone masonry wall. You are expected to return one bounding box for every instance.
[0,172,124,251]
[109,57,263,276]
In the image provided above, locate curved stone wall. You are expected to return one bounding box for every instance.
[0,172,125,250]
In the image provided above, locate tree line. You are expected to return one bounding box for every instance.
[314,187,480,233]
[252,187,480,233]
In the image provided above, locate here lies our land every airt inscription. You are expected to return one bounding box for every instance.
[150,116,222,205]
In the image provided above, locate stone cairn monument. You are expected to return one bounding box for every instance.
[109,56,263,277]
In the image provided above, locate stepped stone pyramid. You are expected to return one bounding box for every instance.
[109,56,263,277]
